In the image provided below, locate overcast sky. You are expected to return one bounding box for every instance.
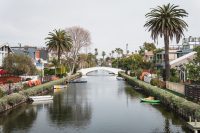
[0,0,199,55]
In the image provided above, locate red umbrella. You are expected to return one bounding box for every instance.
[0,69,8,75]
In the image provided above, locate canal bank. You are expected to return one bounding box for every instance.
[0,73,81,113]
[119,72,200,121]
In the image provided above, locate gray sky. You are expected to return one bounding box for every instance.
[0,0,200,55]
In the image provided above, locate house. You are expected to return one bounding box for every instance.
[155,36,200,82]
[155,36,200,68]
[35,48,48,61]
[144,50,154,62]
[11,46,37,60]
[0,44,13,66]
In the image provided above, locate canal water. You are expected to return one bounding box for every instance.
[0,70,191,133]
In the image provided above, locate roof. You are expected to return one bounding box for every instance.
[170,51,197,68]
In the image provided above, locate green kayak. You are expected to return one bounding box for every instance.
[140,98,160,103]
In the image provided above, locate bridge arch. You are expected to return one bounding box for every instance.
[78,67,124,76]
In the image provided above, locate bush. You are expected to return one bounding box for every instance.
[0,89,5,98]
[0,93,26,112]
[20,73,81,96]
[150,78,160,86]
[135,69,142,79]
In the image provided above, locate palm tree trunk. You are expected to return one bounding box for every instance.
[58,48,61,64]
[164,34,170,81]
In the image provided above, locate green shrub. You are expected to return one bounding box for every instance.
[150,78,159,86]
[0,89,5,98]
[20,73,81,96]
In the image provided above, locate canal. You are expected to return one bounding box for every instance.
[0,70,191,133]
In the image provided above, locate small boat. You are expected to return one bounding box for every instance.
[53,85,67,89]
[116,76,124,80]
[69,80,87,83]
[140,98,160,103]
[29,95,53,102]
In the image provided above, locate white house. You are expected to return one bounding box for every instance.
[0,44,13,66]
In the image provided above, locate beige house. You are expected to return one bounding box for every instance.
[144,50,154,62]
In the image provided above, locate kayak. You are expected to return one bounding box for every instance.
[140,98,160,103]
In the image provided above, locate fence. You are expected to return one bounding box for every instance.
[185,84,200,101]
[166,81,185,95]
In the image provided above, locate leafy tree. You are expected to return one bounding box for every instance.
[2,54,37,76]
[143,42,156,51]
[186,46,200,83]
[144,3,188,81]
[45,29,72,64]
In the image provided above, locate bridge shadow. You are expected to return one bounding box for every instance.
[86,70,116,76]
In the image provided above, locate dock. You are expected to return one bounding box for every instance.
[187,117,200,133]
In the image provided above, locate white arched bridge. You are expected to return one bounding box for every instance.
[78,67,124,76]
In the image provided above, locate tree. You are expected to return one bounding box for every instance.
[102,51,106,60]
[94,48,98,65]
[143,42,156,51]
[186,46,200,83]
[45,29,72,64]
[115,48,123,58]
[2,53,37,76]
[111,50,114,58]
[94,48,98,57]
[144,3,188,81]
[65,26,91,74]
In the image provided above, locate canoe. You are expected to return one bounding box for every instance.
[140,98,160,103]
[53,85,67,89]
[116,76,124,80]
[29,95,53,101]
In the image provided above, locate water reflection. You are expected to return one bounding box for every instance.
[0,104,37,133]
[48,85,92,128]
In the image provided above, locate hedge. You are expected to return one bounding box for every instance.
[119,72,200,120]
[19,73,81,96]
[0,93,26,112]
[0,73,81,113]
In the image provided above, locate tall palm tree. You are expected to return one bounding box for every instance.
[45,29,72,64]
[102,51,106,60]
[94,48,98,65]
[94,48,98,57]
[144,3,188,81]
[111,50,114,58]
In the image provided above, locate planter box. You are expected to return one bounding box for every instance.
[166,81,185,95]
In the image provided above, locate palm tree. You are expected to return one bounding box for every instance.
[94,48,98,57]
[102,51,106,60]
[111,50,114,58]
[45,29,72,64]
[144,3,188,81]
[94,48,98,65]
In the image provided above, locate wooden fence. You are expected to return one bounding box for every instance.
[185,84,200,101]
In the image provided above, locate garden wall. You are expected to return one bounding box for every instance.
[166,81,185,95]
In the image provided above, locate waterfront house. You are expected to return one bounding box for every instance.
[0,44,13,67]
